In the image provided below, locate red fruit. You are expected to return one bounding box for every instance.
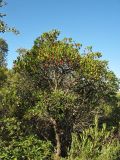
[60,60,63,64]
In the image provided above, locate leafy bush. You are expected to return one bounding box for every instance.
[65,116,120,160]
[0,135,52,160]
[0,118,53,160]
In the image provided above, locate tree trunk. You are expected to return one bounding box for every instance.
[50,118,61,160]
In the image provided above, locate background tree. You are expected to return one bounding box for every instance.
[0,38,8,67]
[0,0,19,34]
[0,38,8,89]
[0,0,19,89]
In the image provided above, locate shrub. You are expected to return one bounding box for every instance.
[0,135,52,160]
[65,116,120,160]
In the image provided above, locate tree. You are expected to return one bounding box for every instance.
[0,38,8,89]
[0,38,8,67]
[0,0,19,89]
[13,30,119,158]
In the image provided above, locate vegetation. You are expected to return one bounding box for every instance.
[0,2,120,159]
[0,29,120,159]
[64,116,120,160]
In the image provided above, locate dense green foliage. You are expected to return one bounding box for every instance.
[0,117,52,160]
[0,30,120,159]
[64,116,120,160]
[0,38,8,67]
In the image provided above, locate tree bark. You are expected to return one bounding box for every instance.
[50,118,61,159]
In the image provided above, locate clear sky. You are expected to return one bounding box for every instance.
[1,0,120,78]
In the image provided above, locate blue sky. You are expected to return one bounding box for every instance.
[1,0,120,78]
